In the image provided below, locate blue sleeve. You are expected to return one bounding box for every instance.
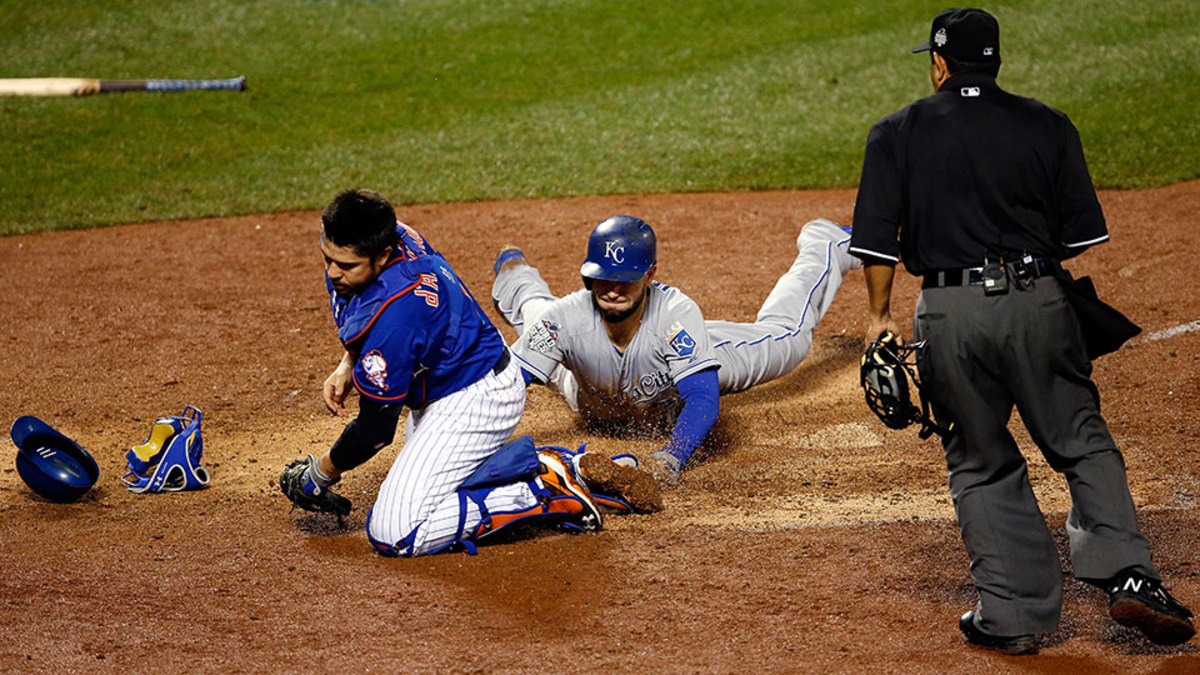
[660,368,719,463]
[520,367,535,387]
[352,299,427,403]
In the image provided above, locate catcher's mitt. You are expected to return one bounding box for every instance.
[279,455,352,517]
[860,332,954,440]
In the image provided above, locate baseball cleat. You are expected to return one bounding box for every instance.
[609,452,639,468]
[958,611,1037,655]
[493,245,527,276]
[577,452,663,513]
[589,492,636,514]
[537,449,602,533]
[1108,570,1196,645]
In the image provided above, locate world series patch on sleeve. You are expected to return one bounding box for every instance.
[526,320,559,354]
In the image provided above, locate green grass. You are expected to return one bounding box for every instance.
[2,0,1197,234]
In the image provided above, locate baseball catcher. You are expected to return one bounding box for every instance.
[279,189,659,557]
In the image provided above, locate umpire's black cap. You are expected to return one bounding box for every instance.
[913,8,1000,63]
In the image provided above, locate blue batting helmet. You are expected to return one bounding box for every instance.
[11,416,100,502]
[579,216,657,283]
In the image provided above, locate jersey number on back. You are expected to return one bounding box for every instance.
[415,273,439,307]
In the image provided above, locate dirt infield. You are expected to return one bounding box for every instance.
[2,183,1198,672]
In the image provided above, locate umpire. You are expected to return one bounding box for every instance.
[849,8,1194,653]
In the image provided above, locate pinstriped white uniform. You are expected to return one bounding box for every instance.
[492,219,860,422]
[366,356,539,555]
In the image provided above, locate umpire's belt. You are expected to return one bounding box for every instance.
[922,257,1052,289]
[491,347,511,376]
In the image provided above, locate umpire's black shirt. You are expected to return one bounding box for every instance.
[849,72,1108,275]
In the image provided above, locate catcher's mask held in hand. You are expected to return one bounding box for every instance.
[860,332,954,440]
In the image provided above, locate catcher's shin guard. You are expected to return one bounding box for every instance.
[411,441,601,557]
[434,481,597,556]
[470,495,596,541]
[536,449,602,533]
[458,450,601,552]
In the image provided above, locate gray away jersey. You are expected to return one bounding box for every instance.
[493,218,860,434]
[511,282,718,432]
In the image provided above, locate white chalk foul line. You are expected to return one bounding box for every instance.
[1134,320,1200,345]
[695,502,1195,532]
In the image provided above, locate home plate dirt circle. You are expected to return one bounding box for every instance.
[1,183,1198,670]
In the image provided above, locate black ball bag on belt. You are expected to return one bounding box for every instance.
[1053,269,1141,360]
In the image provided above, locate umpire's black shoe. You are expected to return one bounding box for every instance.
[958,611,1038,655]
[1108,570,1196,646]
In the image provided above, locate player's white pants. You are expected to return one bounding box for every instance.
[492,218,860,402]
[366,356,541,556]
[707,217,860,393]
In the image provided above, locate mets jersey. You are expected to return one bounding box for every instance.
[511,282,718,433]
[329,224,506,409]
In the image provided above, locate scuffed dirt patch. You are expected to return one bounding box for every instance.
[2,183,1199,671]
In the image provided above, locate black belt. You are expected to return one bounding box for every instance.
[922,257,1052,289]
[491,348,511,375]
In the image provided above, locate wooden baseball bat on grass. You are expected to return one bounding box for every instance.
[0,76,247,97]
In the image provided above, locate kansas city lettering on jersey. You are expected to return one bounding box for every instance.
[630,369,672,402]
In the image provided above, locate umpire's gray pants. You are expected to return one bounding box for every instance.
[914,276,1156,636]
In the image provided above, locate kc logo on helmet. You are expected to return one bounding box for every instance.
[605,241,625,263]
